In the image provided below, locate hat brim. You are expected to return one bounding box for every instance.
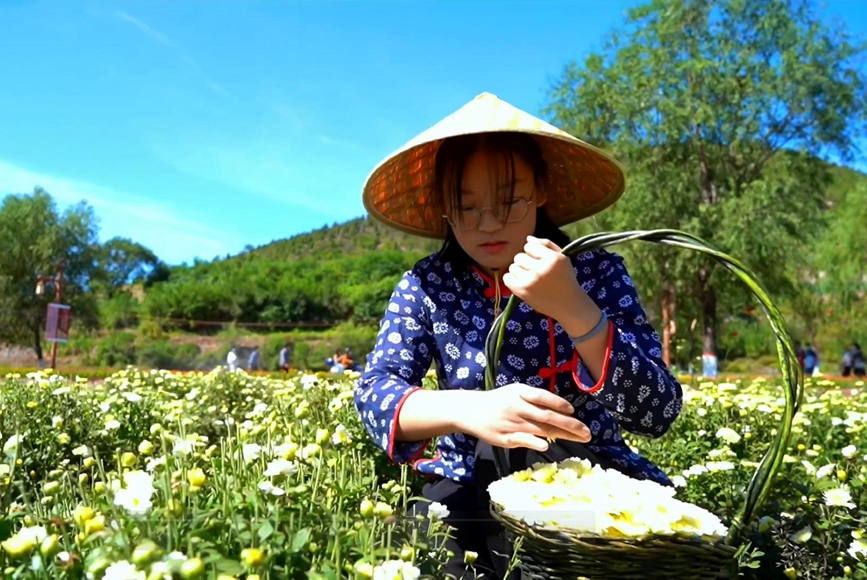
[362,93,626,240]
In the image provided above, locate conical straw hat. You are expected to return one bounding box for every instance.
[362,92,627,239]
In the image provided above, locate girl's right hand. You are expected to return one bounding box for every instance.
[459,383,591,452]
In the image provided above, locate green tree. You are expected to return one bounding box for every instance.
[544,0,867,358]
[814,181,867,313]
[92,236,162,297]
[0,188,101,362]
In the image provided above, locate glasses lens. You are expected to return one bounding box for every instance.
[460,209,480,230]
[446,199,530,230]
[506,199,529,223]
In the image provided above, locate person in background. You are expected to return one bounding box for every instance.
[842,346,854,377]
[851,343,866,377]
[341,348,357,371]
[248,347,260,372]
[795,343,806,370]
[278,344,290,372]
[329,356,345,374]
[226,347,238,372]
[804,343,819,376]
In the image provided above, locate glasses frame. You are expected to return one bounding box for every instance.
[442,197,535,231]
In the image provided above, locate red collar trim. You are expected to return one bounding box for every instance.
[470,265,512,299]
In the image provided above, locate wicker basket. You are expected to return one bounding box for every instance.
[482,230,804,580]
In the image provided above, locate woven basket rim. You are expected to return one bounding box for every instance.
[490,498,730,548]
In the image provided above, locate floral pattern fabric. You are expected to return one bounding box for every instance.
[353,249,684,486]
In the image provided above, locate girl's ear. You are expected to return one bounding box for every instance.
[535,188,548,208]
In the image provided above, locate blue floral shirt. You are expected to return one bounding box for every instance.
[353,248,684,486]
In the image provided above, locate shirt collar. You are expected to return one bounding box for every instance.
[469,265,512,299]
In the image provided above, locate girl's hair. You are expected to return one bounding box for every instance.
[432,132,571,274]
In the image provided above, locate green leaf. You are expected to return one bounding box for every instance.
[307,562,339,580]
[213,558,245,577]
[291,528,312,553]
[0,518,14,542]
[258,520,275,542]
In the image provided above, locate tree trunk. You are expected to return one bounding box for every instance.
[661,281,677,367]
[700,284,717,356]
[32,321,43,362]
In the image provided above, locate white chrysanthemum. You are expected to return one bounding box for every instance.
[824,486,856,509]
[242,443,262,462]
[3,434,23,456]
[715,428,741,445]
[122,392,143,403]
[17,525,47,545]
[72,445,91,457]
[706,461,735,472]
[427,502,450,521]
[263,459,297,478]
[103,560,145,580]
[146,456,166,472]
[300,374,319,389]
[331,424,352,445]
[258,480,286,496]
[372,559,421,580]
[112,471,156,516]
[816,463,837,480]
[849,537,867,560]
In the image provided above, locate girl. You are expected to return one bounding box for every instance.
[354,93,684,579]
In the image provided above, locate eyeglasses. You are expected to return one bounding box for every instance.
[443,198,534,231]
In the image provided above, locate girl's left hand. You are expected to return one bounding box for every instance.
[503,236,583,321]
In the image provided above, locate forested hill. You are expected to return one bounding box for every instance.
[243,216,440,262]
[139,216,442,329]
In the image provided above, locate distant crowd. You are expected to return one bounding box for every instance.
[222,344,362,374]
[795,341,865,377]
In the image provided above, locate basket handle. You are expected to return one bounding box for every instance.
[483,229,804,548]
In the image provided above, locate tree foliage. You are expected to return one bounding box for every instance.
[91,236,164,296]
[0,188,101,360]
[543,0,867,356]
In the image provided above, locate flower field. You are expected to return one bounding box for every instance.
[0,368,866,580]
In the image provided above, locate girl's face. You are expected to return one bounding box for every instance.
[444,147,544,276]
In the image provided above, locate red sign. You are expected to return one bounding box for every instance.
[45,303,72,343]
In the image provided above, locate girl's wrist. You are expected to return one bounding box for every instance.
[396,388,483,441]
[452,390,485,437]
[557,288,603,339]
[569,311,608,344]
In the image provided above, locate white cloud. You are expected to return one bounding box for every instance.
[317,135,364,151]
[116,10,228,97]
[144,135,363,218]
[0,159,237,265]
[115,10,171,46]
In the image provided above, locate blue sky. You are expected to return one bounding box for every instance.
[1,1,865,266]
